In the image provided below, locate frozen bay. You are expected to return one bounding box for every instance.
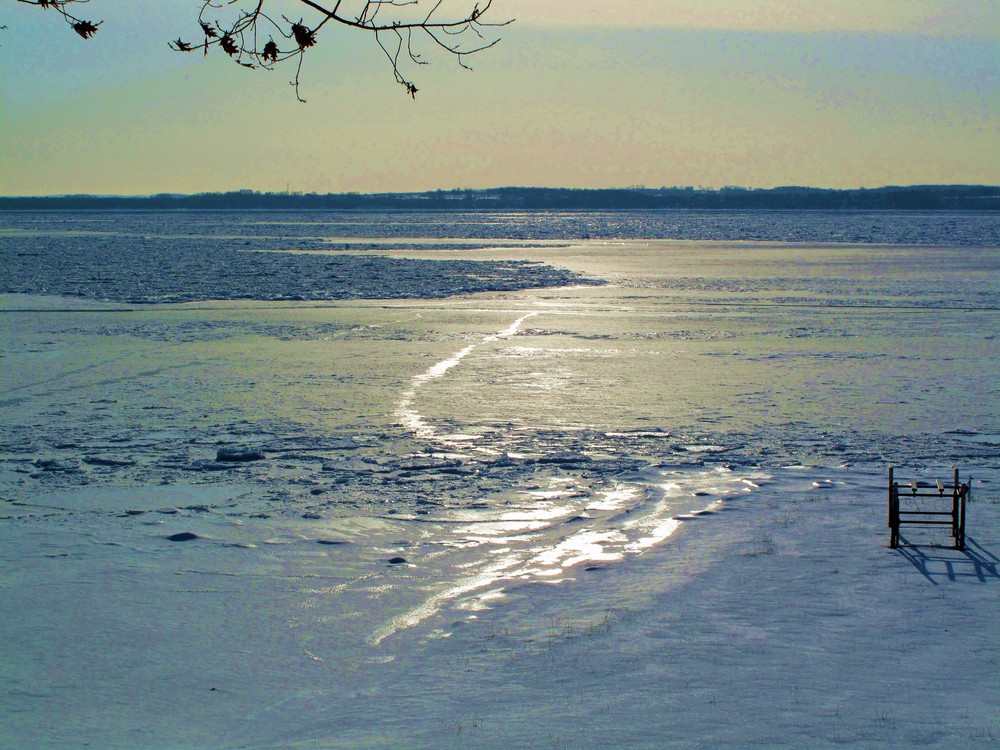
[1,211,998,748]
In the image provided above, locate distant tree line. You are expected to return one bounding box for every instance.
[1,185,998,211]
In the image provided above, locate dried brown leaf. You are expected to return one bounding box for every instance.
[72,21,99,40]
[220,34,239,56]
[291,24,316,49]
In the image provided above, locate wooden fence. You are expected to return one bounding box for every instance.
[888,467,969,550]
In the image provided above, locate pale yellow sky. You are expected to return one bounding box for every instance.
[510,0,999,36]
[1,0,997,195]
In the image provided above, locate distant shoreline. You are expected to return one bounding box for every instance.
[1,184,998,212]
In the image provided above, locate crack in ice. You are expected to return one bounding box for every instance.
[396,312,539,442]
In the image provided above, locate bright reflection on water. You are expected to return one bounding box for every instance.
[362,236,998,642]
[363,466,768,644]
[396,312,539,442]
[2,232,997,657]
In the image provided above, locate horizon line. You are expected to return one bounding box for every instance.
[3,184,999,200]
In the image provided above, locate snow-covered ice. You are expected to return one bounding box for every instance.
[1,211,998,748]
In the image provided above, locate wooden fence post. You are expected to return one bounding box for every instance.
[888,466,899,548]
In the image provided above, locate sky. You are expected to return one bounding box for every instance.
[0,0,997,195]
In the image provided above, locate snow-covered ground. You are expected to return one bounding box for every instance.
[388,466,999,750]
[3,465,996,749]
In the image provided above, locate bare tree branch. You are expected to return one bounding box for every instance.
[14,0,102,39]
[11,0,511,100]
